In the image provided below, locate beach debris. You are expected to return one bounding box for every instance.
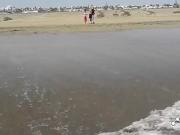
[72,104,77,109]
[16,104,22,108]
[68,97,73,101]
[3,81,8,88]
[96,122,105,131]
[16,76,25,79]
[52,126,61,131]
[32,130,42,135]
[30,123,49,131]
[76,125,84,134]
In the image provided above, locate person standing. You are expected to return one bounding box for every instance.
[91,7,95,24]
[83,9,88,24]
[89,11,92,24]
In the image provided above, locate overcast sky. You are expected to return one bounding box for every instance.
[0,0,178,7]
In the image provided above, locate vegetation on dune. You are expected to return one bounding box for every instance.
[113,11,119,16]
[173,11,180,14]
[97,11,105,18]
[147,10,156,15]
[121,10,131,16]
[3,17,13,21]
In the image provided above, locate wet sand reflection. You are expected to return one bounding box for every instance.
[0,29,180,135]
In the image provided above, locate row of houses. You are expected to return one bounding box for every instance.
[106,3,179,10]
[0,5,82,14]
[0,3,179,14]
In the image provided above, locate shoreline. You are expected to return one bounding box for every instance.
[1,20,180,34]
[99,100,180,135]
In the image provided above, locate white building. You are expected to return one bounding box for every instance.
[5,5,15,11]
[22,10,38,14]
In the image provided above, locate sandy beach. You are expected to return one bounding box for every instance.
[0,8,180,33]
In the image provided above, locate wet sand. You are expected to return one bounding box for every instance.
[0,29,180,135]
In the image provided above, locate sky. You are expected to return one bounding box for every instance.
[0,0,178,8]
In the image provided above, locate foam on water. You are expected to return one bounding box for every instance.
[99,101,180,135]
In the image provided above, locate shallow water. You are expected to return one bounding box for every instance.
[0,29,180,135]
[99,101,180,135]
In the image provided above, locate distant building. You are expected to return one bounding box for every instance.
[0,3,179,14]
[114,5,123,10]
[23,10,38,14]
[4,5,15,13]
[37,8,48,13]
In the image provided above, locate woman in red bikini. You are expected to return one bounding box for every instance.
[83,9,88,24]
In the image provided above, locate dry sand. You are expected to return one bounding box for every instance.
[0,8,180,33]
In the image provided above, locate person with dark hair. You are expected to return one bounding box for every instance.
[89,11,92,24]
[91,7,95,24]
